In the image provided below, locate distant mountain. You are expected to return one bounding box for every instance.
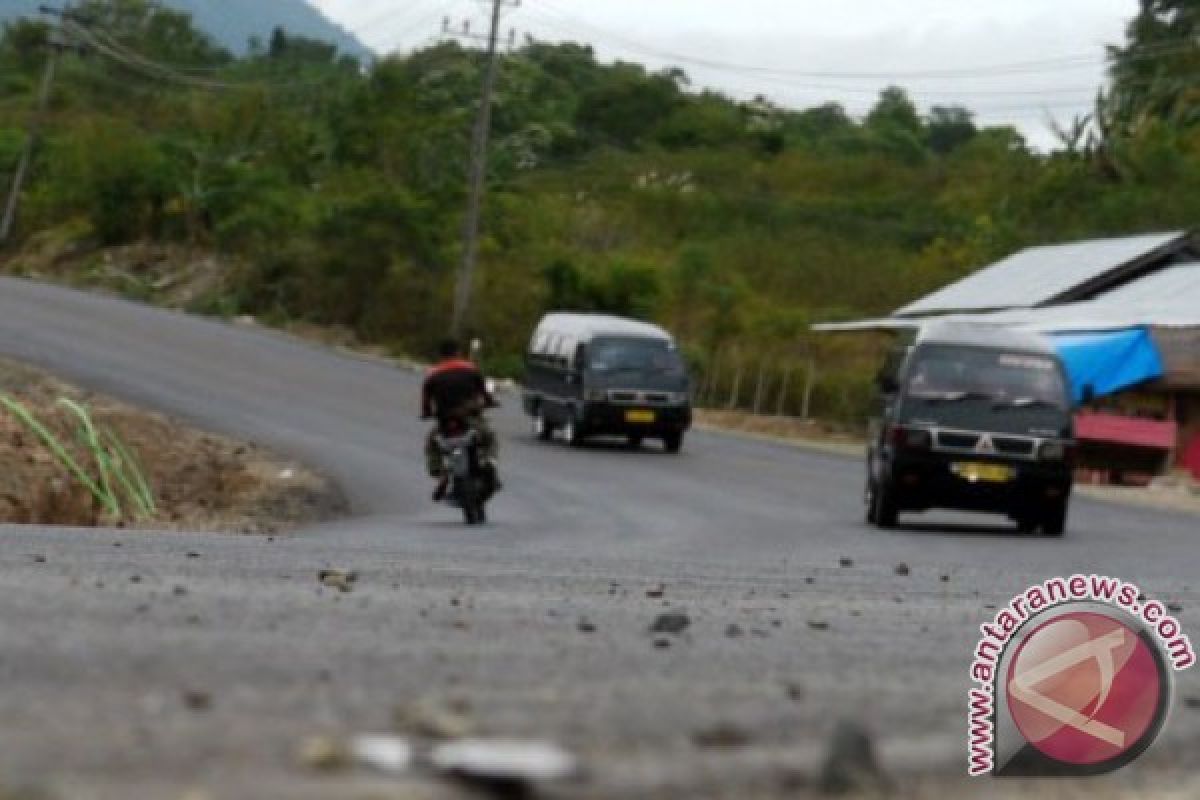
[0,0,372,60]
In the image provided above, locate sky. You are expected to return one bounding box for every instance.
[312,0,1141,149]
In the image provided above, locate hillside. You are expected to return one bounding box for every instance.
[1,0,1196,427]
[0,0,371,59]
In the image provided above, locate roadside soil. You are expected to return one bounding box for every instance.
[0,356,347,533]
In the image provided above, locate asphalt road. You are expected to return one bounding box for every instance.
[0,278,1198,799]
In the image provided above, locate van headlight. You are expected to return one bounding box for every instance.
[1039,441,1066,461]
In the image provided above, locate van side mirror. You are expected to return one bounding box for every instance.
[876,373,899,394]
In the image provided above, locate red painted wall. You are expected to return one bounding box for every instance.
[1182,434,1200,481]
[1074,412,1177,450]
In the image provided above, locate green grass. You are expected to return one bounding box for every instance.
[0,393,157,521]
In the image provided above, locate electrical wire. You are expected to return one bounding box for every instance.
[525,0,1200,82]
[60,19,340,92]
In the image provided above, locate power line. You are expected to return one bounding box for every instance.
[60,17,336,92]
[525,0,1200,82]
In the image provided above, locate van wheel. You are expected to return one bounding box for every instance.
[868,480,899,528]
[562,415,584,447]
[1041,500,1068,537]
[532,407,553,441]
[663,431,684,453]
[627,434,644,449]
[865,479,878,524]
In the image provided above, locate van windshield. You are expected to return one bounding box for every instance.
[905,346,1068,410]
[589,337,683,374]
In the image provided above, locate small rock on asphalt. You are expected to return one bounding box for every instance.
[838,557,854,568]
[182,690,211,711]
[725,624,744,638]
[692,723,752,749]
[1167,602,1184,613]
[577,619,597,633]
[894,563,910,576]
[396,697,475,740]
[808,620,831,631]
[649,611,691,635]
[318,569,359,593]
[818,720,888,796]
[298,736,350,772]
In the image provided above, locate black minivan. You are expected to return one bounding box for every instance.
[522,313,692,452]
[866,322,1076,535]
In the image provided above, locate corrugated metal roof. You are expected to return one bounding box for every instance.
[895,231,1187,317]
[816,262,1200,334]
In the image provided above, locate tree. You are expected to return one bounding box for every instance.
[866,86,927,162]
[867,86,922,136]
[576,63,686,148]
[73,0,231,67]
[927,105,977,154]
[1102,0,1200,145]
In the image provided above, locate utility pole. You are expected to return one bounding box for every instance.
[450,0,518,339]
[0,15,65,245]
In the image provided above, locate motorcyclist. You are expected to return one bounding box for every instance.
[421,339,499,501]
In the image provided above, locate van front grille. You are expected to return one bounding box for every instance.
[605,390,678,405]
[934,429,1038,460]
[993,436,1036,456]
[938,432,980,450]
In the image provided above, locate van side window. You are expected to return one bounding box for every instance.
[574,344,588,371]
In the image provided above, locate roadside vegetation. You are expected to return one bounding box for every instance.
[0,357,346,530]
[2,0,1198,428]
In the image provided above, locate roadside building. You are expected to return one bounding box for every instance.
[820,231,1200,483]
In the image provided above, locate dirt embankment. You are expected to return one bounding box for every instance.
[0,357,347,533]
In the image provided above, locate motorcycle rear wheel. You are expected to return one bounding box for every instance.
[459,480,486,525]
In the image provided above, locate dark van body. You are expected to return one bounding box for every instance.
[522,313,692,452]
[866,323,1075,535]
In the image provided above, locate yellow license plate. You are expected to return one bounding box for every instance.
[625,410,656,424]
[952,462,1014,483]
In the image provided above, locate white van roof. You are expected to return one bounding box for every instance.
[533,313,673,343]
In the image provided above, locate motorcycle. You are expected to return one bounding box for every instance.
[433,419,495,525]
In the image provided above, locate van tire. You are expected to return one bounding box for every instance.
[562,414,584,447]
[663,431,684,453]
[868,480,899,528]
[532,406,553,441]
[1041,500,1068,537]
[627,434,644,449]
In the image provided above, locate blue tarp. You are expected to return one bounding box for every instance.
[1050,327,1165,403]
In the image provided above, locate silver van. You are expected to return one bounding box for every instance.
[522,313,693,452]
